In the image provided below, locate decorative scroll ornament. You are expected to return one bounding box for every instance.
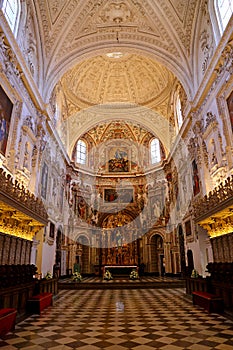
[193,176,233,238]
[0,169,48,240]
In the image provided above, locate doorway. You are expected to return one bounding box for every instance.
[178,225,186,276]
[76,235,90,274]
[150,234,164,276]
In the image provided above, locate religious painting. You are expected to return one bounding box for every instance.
[0,85,13,156]
[108,147,129,172]
[104,189,118,202]
[192,159,200,196]
[227,90,233,131]
[185,220,192,237]
[104,188,134,203]
[41,162,48,199]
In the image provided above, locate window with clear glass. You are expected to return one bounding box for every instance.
[176,95,183,129]
[151,138,161,164]
[76,140,87,164]
[2,0,20,34]
[216,0,233,33]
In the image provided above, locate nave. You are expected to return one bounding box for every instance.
[1,287,233,350]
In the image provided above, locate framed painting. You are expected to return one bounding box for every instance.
[104,188,118,202]
[0,85,13,156]
[104,188,134,203]
[185,220,192,237]
[227,91,233,131]
[108,147,129,172]
[41,162,48,199]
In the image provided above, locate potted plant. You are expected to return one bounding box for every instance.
[191,269,199,278]
[103,269,113,281]
[44,271,53,280]
[129,269,139,280]
[72,271,82,282]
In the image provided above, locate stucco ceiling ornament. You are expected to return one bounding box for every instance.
[98,1,133,24]
[82,121,154,146]
[35,0,188,60]
[158,0,199,52]
[60,54,175,113]
[66,104,171,155]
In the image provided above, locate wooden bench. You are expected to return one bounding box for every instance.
[27,292,53,314]
[0,308,17,337]
[192,291,224,313]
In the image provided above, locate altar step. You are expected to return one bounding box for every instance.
[58,276,185,290]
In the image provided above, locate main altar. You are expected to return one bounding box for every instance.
[97,240,140,276]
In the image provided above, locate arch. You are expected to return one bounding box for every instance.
[66,104,173,158]
[54,226,63,278]
[76,234,90,274]
[178,225,186,276]
[43,46,194,103]
[150,233,165,276]
[187,249,194,276]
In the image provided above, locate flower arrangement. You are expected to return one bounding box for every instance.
[103,269,113,280]
[191,269,199,278]
[72,271,82,282]
[129,269,139,280]
[44,271,53,280]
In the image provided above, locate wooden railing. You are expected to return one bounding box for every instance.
[34,278,58,295]
[186,263,233,313]
[0,265,58,322]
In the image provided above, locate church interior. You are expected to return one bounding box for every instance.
[0,0,233,349]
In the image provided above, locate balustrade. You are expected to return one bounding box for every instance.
[193,175,233,220]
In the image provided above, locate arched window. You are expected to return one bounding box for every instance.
[150,138,161,164]
[76,140,87,165]
[215,0,233,33]
[1,0,20,34]
[176,95,183,129]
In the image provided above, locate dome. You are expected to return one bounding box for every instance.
[61,54,175,108]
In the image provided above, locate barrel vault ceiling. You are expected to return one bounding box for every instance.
[32,0,201,152]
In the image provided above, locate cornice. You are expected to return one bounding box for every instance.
[0,15,45,112]
[192,17,233,110]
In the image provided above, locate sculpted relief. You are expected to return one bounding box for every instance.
[98,1,133,23]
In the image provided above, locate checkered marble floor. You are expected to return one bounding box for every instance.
[71,276,181,283]
[1,288,233,349]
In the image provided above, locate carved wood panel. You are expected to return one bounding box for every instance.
[0,233,32,265]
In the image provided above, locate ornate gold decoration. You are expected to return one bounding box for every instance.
[61,54,174,108]
[0,202,44,240]
[85,120,154,145]
[0,169,48,240]
[194,175,233,238]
